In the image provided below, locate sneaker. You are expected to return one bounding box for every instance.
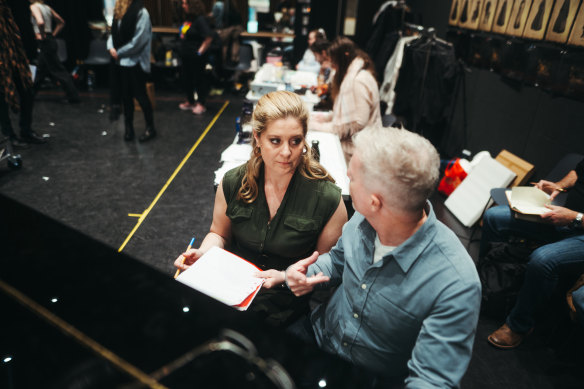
[179,102,195,111]
[192,104,206,115]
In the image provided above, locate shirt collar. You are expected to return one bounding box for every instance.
[357,201,438,273]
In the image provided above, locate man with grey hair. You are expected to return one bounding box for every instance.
[260,126,482,388]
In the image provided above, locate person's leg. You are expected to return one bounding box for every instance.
[130,65,155,142]
[120,66,135,141]
[109,60,122,121]
[13,73,44,145]
[180,55,196,109]
[573,285,584,327]
[32,40,50,93]
[192,55,208,114]
[42,37,79,102]
[480,205,562,258]
[506,234,584,333]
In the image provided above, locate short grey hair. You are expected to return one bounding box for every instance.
[352,126,440,212]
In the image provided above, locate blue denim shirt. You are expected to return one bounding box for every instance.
[107,8,152,73]
[308,202,481,388]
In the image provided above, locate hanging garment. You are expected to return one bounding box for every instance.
[392,37,460,151]
[379,35,418,115]
[365,2,410,84]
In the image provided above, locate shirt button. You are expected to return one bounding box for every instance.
[353,313,359,319]
[343,342,348,347]
[361,284,367,289]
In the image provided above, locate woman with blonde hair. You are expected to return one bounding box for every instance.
[175,91,347,327]
[107,0,155,142]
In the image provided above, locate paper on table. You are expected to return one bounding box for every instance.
[220,144,253,163]
[176,247,264,310]
[508,186,551,215]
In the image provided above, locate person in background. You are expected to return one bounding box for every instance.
[483,158,584,349]
[296,28,325,74]
[309,37,381,163]
[259,126,481,388]
[29,0,80,104]
[107,0,156,142]
[1,0,45,147]
[310,38,333,85]
[215,0,243,68]
[175,91,347,327]
[178,0,213,115]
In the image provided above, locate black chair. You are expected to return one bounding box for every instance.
[83,38,110,89]
[223,43,254,73]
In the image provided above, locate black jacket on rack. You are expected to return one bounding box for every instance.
[393,36,460,152]
[366,2,411,84]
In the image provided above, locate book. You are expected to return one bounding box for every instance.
[445,156,516,227]
[176,246,264,311]
[506,186,552,222]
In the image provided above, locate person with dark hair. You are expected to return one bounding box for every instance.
[1,0,45,146]
[309,37,381,163]
[296,28,326,73]
[29,0,79,104]
[178,0,213,115]
[107,0,156,142]
[175,91,347,327]
[310,38,332,81]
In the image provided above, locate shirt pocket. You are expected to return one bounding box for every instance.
[283,215,320,232]
[226,202,253,223]
[364,293,421,352]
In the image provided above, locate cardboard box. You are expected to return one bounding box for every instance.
[495,149,535,187]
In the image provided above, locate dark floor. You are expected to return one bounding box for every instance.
[1,87,582,388]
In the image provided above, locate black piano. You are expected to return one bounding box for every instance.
[0,194,383,388]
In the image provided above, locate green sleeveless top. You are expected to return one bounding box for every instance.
[222,163,341,271]
[222,163,341,327]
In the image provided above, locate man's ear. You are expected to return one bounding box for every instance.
[370,194,382,212]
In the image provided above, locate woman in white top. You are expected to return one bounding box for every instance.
[309,37,382,163]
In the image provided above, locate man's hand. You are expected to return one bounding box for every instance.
[174,248,204,271]
[541,205,578,226]
[534,180,563,200]
[286,251,330,296]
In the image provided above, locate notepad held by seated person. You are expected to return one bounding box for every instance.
[176,246,264,311]
[506,186,552,222]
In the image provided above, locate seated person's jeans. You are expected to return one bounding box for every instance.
[481,206,584,333]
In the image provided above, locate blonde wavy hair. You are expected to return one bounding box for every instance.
[238,91,334,203]
[113,0,133,20]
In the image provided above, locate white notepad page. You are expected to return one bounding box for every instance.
[176,247,264,309]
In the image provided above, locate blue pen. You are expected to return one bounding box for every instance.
[174,237,196,279]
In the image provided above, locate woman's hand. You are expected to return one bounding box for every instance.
[255,269,285,289]
[109,48,118,60]
[174,248,204,271]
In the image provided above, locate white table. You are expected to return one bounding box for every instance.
[214,131,349,197]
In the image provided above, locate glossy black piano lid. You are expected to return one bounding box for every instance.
[0,194,381,388]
